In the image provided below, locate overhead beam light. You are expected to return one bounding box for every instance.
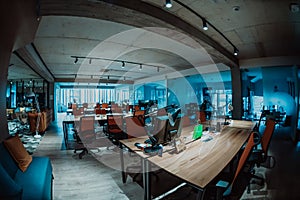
[165,0,172,8]
[234,48,239,56]
[74,57,78,64]
[157,66,160,72]
[202,19,208,31]
[70,56,165,71]
[165,1,239,59]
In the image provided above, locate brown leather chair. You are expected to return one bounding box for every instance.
[28,110,52,133]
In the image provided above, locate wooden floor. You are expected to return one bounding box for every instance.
[32,113,300,200]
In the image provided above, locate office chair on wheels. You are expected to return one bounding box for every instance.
[246,119,276,192]
[205,131,258,200]
[124,116,161,184]
[105,115,126,146]
[123,116,148,182]
[73,116,96,159]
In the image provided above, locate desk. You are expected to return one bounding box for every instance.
[119,120,255,200]
[66,108,102,115]
[62,114,107,148]
[62,113,133,148]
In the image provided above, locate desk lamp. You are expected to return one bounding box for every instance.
[26,91,41,139]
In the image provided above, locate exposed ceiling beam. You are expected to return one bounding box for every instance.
[14,43,55,82]
[55,78,134,84]
[40,0,238,68]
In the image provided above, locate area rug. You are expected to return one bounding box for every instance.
[20,134,43,154]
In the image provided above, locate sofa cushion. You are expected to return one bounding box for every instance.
[3,135,32,172]
[0,163,22,199]
[0,143,19,178]
[14,157,52,200]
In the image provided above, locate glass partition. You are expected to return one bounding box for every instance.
[134,80,167,109]
[167,68,233,119]
[241,65,298,140]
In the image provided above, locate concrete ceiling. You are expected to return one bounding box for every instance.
[8,0,300,86]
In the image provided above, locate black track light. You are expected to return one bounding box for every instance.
[139,64,142,71]
[202,19,208,31]
[234,48,239,56]
[74,57,78,64]
[165,0,172,8]
[122,61,125,68]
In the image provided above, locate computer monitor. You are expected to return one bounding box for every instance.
[150,108,182,146]
[149,116,168,145]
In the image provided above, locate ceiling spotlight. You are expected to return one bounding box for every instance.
[165,0,172,8]
[234,48,239,56]
[202,19,208,31]
[122,61,125,68]
[89,58,92,64]
[74,57,78,64]
[107,76,110,80]
[139,64,142,71]
[124,77,126,81]
[157,66,160,72]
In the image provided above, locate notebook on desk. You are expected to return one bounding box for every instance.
[192,124,203,140]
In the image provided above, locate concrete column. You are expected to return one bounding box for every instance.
[0,0,39,141]
[231,65,243,119]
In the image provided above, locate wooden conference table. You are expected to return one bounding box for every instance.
[119,120,256,200]
[62,112,132,148]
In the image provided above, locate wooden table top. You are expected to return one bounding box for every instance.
[120,120,256,189]
[62,113,133,122]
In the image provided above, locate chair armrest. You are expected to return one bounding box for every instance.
[216,180,232,197]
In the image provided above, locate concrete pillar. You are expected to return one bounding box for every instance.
[0,0,39,141]
[231,65,243,119]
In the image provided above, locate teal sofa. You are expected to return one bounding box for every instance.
[0,143,53,199]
